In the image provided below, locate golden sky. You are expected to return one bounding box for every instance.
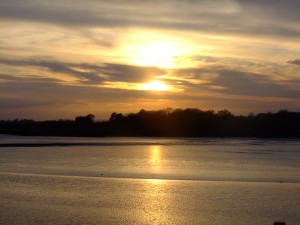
[1,0,300,120]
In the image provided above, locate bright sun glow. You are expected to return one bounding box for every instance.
[133,42,185,68]
[137,42,179,68]
[128,41,189,68]
[120,31,192,68]
[142,80,170,91]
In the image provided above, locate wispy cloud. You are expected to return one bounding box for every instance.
[1,0,299,39]
[0,58,166,85]
[1,0,300,119]
[287,59,300,66]
[173,67,300,99]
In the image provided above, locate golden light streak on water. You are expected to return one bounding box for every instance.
[150,146,161,172]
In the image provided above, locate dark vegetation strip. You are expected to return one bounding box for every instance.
[1,108,300,138]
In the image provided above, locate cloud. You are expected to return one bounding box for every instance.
[0,73,63,84]
[212,70,300,98]
[2,57,300,101]
[1,1,300,119]
[0,59,104,84]
[0,73,183,119]
[0,58,166,84]
[174,68,300,99]
[102,63,165,83]
[1,0,300,39]
[236,0,300,21]
[287,59,300,66]
[1,65,300,120]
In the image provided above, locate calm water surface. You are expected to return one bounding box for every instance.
[0,135,299,224]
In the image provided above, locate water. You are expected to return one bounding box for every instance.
[0,135,299,224]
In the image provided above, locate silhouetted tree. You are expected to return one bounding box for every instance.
[109,112,123,121]
[75,114,95,124]
[1,109,300,137]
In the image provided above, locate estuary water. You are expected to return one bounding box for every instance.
[0,135,299,224]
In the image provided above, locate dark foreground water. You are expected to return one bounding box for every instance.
[0,136,299,224]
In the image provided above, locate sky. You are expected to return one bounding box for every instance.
[1,0,300,120]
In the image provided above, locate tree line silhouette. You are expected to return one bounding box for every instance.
[1,108,300,137]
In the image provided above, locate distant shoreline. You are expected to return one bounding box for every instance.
[1,135,300,148]
[1,108,300,138]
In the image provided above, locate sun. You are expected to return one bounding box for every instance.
[142,80,169,91]
[132,42,185,68]
[136,42,175,68]
[119,31,193,68]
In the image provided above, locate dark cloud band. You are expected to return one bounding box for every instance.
[1,0,300,39]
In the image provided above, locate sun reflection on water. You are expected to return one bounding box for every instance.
[136,146,172,224]
[148,178,163,185]
[150,146,161,172]
[139,178,171,224]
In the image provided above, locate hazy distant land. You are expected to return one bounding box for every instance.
[1,108,300,138]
